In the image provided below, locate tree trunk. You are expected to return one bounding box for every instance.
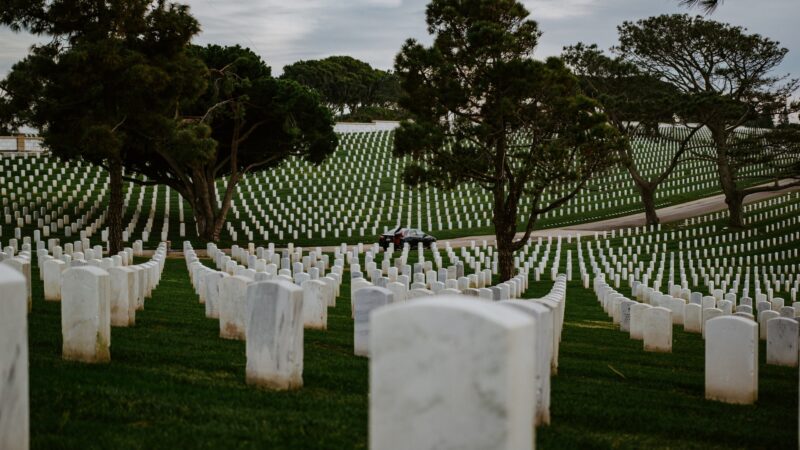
[211,181,236,242]
[107,157,123,255]
[497,238,515,283]
[193,210,217,243]
[724,189,745,229]
[192,200,221,243]
[189,174,234,243]
[626,158,661,226]
[635,181,659,226]
[713,131,745,229]
[492,130,519,283]
[493,206,518,282]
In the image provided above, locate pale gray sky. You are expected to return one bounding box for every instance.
[1,0,799,97]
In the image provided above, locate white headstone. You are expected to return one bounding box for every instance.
[61,266,111,363]
[1,258,31,311]
[758,310,780,340]
[0,265,29,450]
[684,303,702,333]
[245,280,304,390]
[204,271,227,319]
[643,307,672,352]
[219,275,250,340]
[370,298,535,450]
[705,316,758,404]
[766,317,798,367]
[702,308,723,339]
[386,281,407,302]
[108,266,135,327]
[629,303,652,340]
[500,300,553,426]
[619,300,636,333]
[354,287,393,357]
[43,258,66,301]
[301,279,327,330]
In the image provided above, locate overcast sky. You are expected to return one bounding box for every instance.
[1,0,798,90]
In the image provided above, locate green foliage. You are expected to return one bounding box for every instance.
[777,106,791,127]
[679,0,722,13]
[616,14,796,125]
[562,42,701,225]
[337,106,410,123]
[615,14,800,227]
[282,56,401,116]
[562,43,680,135]
[0,2,338,243]
[0,0,206,165]
[186,44,338,173]
[120,43,338,240]
[0,0,207,252]
[394,0,621,273]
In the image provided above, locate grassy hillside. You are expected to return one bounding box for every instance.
[27,258,796,449]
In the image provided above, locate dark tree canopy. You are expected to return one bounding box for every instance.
[395,0,621,280]
[616,14,800,228]
[562,42,699,225]
[126,44,339,241]
[679,0,722,13]
[562,43,679,134]
[0,2,338,245]
[0,0,206,253]
[282,55,401,118]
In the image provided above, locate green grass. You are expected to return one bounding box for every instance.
[29,258,368,449]
[2,129,777,250]
[538,282,797,450]
[27,259,797,449]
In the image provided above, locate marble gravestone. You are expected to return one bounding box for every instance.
[204,271,227,319]
[354,287,394,357]
[500,299,554,426]
[0,265,29,450]
[386,281,407,303]
[643,307,672,353]
[246,280,304,390]
[705,316,758,404]
[43,258,66,301]
[1,258,31,312]
[619,299,636,333]
[702,308,724,339]
[766,317,799,367]
[61,266,111,363]
[132,266,147,311]
[350,278,373,319]
[629,303,652,340]
[219,275,250,340]
[684,303,702,333]
[301,279,328,330]
[758,310,780,341]
[108,266,136,327]
[370,297,536,450]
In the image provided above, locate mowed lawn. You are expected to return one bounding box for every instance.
[27,258,797,449]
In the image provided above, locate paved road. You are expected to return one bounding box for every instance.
[438,179,800,248]
[161,180,799,256]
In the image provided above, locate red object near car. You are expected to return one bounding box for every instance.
[378,226,437,249]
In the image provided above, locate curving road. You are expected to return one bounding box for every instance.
[440,180,800,248]
[161,180,799,256]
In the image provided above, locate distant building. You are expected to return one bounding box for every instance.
[0,134,46,153]
[334,120,400,133]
